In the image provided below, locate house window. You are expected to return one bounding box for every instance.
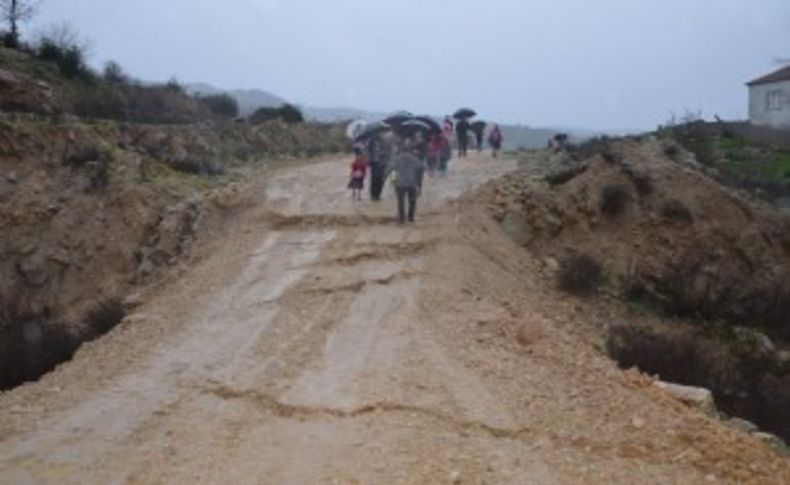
[766,90,783,111]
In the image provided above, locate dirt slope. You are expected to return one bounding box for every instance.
[0,152,788,484]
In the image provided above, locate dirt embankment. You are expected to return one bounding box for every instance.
[479,138,790,442]
[0,117,346,388]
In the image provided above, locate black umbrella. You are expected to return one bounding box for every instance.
[453,108,476,119]
[415,116,442,134]
[354,121,391,142]
[470,120,487,134]
[384,111,414,126]
[396,119,432,137]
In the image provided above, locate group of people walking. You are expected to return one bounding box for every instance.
[451,117,504,159]
[347,111,504,224]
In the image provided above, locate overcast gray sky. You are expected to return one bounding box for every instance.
[30,0,790,131]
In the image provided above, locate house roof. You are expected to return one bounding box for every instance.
[747,65,790,87]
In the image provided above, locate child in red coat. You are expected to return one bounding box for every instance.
[348,147,368,200]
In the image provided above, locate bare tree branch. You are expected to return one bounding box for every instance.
[0,0,40,43]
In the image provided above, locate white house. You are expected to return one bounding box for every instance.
[747,65,790,129]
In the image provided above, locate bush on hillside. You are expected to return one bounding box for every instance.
[607,323,790,441]
[630,172,654,196]
[600,184,632,216]
[249,104,304,124]
[83,298,125,337]
[198,94,239,120]
[63,143,113,168]
[2,31,17,49]
[545,164,588,187]
[168,157,225,177]
[36,39,93,81]
[660,199,694,223]
[569,136,615,162]
[102,61,128,85]
[606,324,724,388]
[165,77,185,94]
[558,253,603,296]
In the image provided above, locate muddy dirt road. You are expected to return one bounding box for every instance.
[1,153,788,484]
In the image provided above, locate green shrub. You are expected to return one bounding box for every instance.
[249,104,304,124]
[558,253,603,296]
[36,39,93,81]
[198,94,239,119]
[103,61,128,85]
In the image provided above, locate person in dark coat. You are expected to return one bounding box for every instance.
[387,143,422,224]
[472,125,484,152]
[455,118,470,158]
[367,134,387,201]
[488,124,503,158]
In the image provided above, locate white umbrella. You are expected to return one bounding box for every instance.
[346,119,367,140]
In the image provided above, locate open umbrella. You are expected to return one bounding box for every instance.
[415,116,442,134]
[346,119,367,140]
[353,121,391,142]
[384,111,414,126]
[396,119,432,137]
[471,120,487,134]
[453,108,476,120]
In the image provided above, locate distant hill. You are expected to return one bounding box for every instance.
[183,82,601,148]
[302,106,388,123]
[185,83,287,116]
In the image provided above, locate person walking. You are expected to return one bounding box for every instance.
[488,124,503,158]
[348,147,368,200]
[455,118,470,158]
[438,134,452,176]
[367,134,386,201]
[473,126,484,153]
[427,133,443,177]
[413,131,428,193]
[442,116,454,139]
[387,142,422,224]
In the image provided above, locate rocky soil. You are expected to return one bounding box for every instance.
[0,116,346,388]
[478,138,790,444]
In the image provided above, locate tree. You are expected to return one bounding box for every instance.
[197,93,239,119]
[103,61,128,85]
[35,23,93,80]
[249,104,304,124]
[1,0,38,47]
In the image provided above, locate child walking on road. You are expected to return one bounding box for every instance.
[348,147,368,201]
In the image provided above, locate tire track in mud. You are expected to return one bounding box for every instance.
[202,383,537,443]
[263,211,396,230]
[318,240,434,267]
[297,270,423,297]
